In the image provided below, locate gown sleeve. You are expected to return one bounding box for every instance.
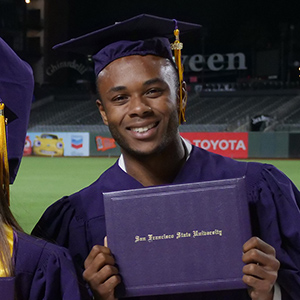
[15,233,92,300]
[32,163,139,269]
[247,163,300,300]
[31,195,92,269]
[31,181,107,270]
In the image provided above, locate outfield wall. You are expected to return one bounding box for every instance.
[179,132,299,159]
[25,131,300,159]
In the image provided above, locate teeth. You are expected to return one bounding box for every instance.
[41,150,56,155]
[131,123,155,133]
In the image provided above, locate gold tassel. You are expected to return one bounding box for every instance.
[171,21,186,124]
[0,103,10,205]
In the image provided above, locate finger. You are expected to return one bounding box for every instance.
[243,273,275,297]
[84,245,112,268]
[243,237,275,256]
[242,262,278,291]
[242,249,280,271]
[84,252,116,276]
[97,274,121,299]
[83,264,119,286]
[242,248,269,265]
[104,236,108,247]
[87,245,112,260]
[84,253,115,276]
[242,262,277,280]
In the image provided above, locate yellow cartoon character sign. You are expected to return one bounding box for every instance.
[33,133,64,156]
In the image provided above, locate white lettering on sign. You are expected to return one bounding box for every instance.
[192,139,246,151]
[183,52,247,72]
[188,55,205,72]
[226,53,247,70]
[207,53,224,71]
[236,140,246,150]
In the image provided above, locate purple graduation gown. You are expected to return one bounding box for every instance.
[32,146,300,299]
[9,231,91,300]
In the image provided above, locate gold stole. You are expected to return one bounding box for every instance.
[0,224,13,277]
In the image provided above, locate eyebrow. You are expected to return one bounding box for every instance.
[143,78,165,86]
[108,86,127,93]
[108,78,165,94]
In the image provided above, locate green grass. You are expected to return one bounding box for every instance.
[241,159,300,188]
[10,156,118,233]
[10,156,300,233]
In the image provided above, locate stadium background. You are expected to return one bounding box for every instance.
[1,1,300,232]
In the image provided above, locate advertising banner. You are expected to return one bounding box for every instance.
[25,132,249,158]
[90,132,121,156]
[25,132,90,157]
[180,132,248,158]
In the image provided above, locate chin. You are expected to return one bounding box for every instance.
[125,141,170,158]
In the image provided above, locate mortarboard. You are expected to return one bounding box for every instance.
[0,37,34,190]
[53,14,202,123]
[53,14,202,75]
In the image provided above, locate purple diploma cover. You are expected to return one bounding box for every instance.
[103,177,251,297]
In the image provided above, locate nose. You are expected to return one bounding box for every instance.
[128,96,152,117]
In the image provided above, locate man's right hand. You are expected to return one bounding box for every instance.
[83,244,120,300]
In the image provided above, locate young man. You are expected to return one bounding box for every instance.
[32,15,300,300]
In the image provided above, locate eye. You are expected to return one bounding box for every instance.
[112,95,128,103]
[34,140,41,147]
[56,142,63,149]
[145,88,163,98]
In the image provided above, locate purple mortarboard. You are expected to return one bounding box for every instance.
[0,37,34,188]
[53,14,202,76]
[53,14,201,123]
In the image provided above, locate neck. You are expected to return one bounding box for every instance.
[122,137,186,186]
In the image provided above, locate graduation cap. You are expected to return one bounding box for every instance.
[0,37,34,194]
[54,14,202,123]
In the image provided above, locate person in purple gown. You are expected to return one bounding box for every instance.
[0,37,91,300]
[32,15,300,300]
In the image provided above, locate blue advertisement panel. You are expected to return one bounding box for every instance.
[25,132,90,157]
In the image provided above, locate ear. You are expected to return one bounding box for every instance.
[96,99,108,125]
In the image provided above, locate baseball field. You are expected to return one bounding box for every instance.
[10,156,300,233]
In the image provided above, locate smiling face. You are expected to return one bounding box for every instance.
[97,55,184,158]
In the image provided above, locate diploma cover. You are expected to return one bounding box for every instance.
[103,177,251,297]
